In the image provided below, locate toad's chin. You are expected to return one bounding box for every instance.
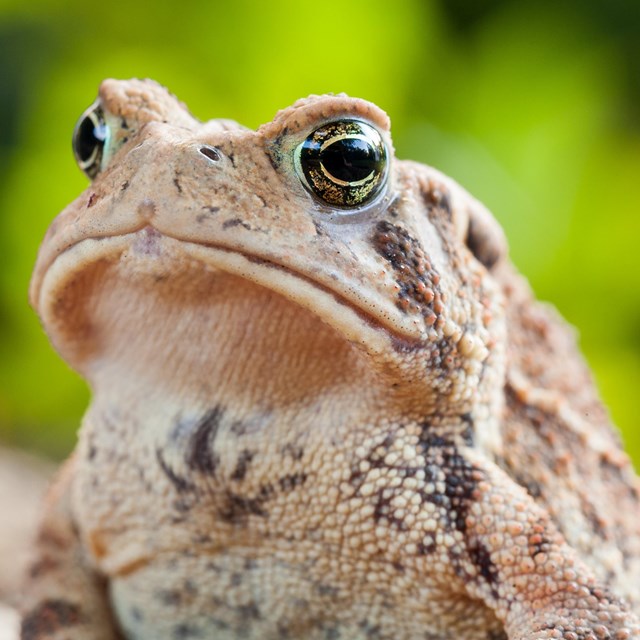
[34,228,416,398]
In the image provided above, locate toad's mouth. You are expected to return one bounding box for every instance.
[33,223,430,345]
[34,227,424,381]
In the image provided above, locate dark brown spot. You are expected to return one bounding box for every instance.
[156,448,196,493]
[265,130,289,172]
[223,218,252,231]
[230,449,254,481]
[461,413,475,445]
[418,539,437,555]
[312,219,326,236]
[387,198,400,218]
[173,176,183,193]
[358,619,382,638]
[468,541,499,586]
[201,205,220,213]
[230,572,243,587]
[121,180,130,191]
[281,443,304,460]
[186,407,223,475]
[513,472,542,499]
[219,488,271,524]
[87,193,98,208]
[278,472,307,491]
[418,434,480,534]
[372,220,444,324]
[423,186,452,219]
[230,419,250,436]
[372,489,408,531]
[528,525,552,559]
[21,600,81,639]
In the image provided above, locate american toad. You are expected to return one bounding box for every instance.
[22,79,640,639]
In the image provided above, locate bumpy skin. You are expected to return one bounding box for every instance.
[22,79,640,640]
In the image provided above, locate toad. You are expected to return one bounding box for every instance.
[21,79,640,639]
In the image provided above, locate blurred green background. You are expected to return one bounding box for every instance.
[0,0,638,465]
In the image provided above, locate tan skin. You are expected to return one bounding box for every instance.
[22,79,640,639]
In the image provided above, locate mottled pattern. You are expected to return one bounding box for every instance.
[21,600,81,639]
[373,220,445,327]
[21,79,640,640]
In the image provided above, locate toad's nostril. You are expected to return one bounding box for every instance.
[199,146,221,162]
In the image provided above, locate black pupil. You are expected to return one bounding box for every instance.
[75,112,106,162]
[321,137,379,183]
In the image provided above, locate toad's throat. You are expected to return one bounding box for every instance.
[34,228,432,390]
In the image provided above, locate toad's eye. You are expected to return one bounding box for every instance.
[295,120,388,208]
[72,101,109,179]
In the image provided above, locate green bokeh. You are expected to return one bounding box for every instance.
[0,0,638,464]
